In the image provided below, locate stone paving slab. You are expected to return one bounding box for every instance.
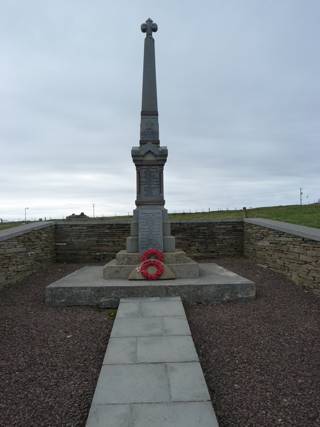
[104,336,198,365]
[137,336,198,363]
[117,298,186,318]
[87,402,218,427]
[86,297,219,426]
[92,363,170,404]
[111,316,191,337]
[103,337,137,364]
[167,362,210,401]
[46,263,255,306]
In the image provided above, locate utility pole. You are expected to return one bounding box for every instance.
[300,188,303,206]
[92,203,95,218]
[24,207,29,223]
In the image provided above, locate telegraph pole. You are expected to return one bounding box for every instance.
[299,188,303,206]
[92,203,95,218]
[24,207,29,223]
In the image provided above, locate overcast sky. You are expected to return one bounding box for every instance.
[1,0,319,220]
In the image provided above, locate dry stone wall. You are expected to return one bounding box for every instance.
[55,221,131,263]
[171,220,243,259]
[55,219,244,262]
[244,219,320,294]
[3,217,319,295]
[0,223,55,290]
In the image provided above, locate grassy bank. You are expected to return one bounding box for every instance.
[169,204,320,229]
[0,222,25,231]
[2,204,319,230]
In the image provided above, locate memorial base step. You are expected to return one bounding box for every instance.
[45,263,256,307]
[103,250,200,280]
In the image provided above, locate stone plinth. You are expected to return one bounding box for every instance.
[45,263,256,307]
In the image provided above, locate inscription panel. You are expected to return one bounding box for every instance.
[139,167,161,198]
[138,209,163,252]
[140,116,159,141]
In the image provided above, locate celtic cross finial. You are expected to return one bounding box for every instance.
[141,18,158,38]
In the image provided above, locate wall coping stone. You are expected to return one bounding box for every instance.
[171,219,243,224]
[55,219,243,226]
[0,222,53,242]
[244,218,320,242]
[55,220,132,225]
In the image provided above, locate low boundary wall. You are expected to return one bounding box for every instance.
[55,219,244,263]
[0,222,55,290]
[2,217,319,294]
[55,221,131,263]
[244,218,320,293]
[171,220,243,259]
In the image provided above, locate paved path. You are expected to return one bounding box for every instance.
[86,297,219,427]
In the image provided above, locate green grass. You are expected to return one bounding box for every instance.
[168,204,320,229]
[0,222,25,231]
[1,204,319,231]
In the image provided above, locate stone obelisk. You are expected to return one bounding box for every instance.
[102,19,199,280]
[126,18,175,254]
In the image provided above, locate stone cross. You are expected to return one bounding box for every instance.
[141,18,158,38]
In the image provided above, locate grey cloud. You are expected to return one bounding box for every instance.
[1,0,319,219]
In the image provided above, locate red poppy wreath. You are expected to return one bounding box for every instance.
[140,259,164,280]
[141,248,165,263]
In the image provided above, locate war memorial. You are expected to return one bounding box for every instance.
[42,19,254,426]
[46,19,255,306]
[1,15,320,427]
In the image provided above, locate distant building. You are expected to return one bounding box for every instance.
[66,212,89,220]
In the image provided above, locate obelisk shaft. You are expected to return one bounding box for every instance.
[141,35,158,114]
[140,18,159,145]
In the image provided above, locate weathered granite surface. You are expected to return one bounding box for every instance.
[0,222,55,290]
[244,219,320,293]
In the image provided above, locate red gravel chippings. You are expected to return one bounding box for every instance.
[186,257,320,427]
[0,264,114,427]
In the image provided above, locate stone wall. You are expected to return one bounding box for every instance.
[171,220,243,259]
[2,217,320,294]
[0,222,55,290]
[55,219,244,262]
[244,219,320,293]
[55,221,131,263]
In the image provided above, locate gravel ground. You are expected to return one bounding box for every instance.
[1,259,319,427]
[186,257,320,427]
[0,264,114,427]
